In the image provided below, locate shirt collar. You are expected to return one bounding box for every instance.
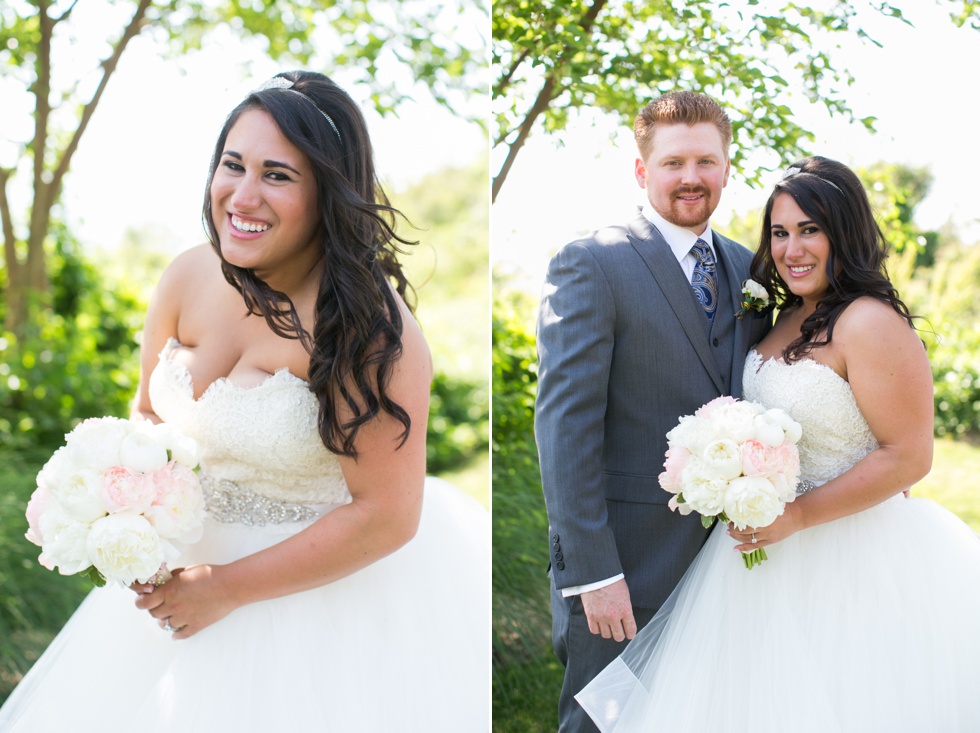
[640,203,716,263]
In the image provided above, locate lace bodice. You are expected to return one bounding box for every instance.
[148,339,351,507]
[743,350,879,486]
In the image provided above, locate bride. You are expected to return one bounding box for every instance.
[0,71,489,731]
[576,156,980,732]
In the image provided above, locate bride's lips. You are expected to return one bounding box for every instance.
[785,264,817,279]
[227,213,271,240]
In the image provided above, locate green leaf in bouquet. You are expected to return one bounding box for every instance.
[700,514,716,530]
[81,565,107,588]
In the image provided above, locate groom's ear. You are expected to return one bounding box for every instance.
[634,158,648,188]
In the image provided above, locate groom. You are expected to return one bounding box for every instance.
[535,91,770,732]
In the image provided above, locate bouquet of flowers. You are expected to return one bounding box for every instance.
[24,417,206,587]
[659,396,803,569]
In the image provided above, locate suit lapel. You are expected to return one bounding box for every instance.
[715,235,756,379]
[626,213,726,394]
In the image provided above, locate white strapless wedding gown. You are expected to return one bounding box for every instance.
[577,351,980,732]
[0,339,490,732]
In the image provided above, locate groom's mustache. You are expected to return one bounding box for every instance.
[671,185,708,198]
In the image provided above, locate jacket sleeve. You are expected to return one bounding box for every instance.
[535,242,624,590]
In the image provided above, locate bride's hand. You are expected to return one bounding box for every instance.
[727,501,805,553]
[133,564,237,640]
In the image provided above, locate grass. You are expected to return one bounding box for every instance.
[439,449,489,509]
[911,436,980,531]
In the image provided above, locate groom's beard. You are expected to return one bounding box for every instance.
[661,185,717,230]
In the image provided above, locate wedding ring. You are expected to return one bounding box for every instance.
[751,533,758,544]
[164,618,174,632]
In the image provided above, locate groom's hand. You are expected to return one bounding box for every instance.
[581,579,637,642]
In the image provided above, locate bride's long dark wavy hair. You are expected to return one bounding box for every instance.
[749,155,915,363]
[203,71,416,458]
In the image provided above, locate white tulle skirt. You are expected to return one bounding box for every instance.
[0,478,489,732]
[576,494,980,733]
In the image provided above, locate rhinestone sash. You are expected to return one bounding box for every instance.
[796,478,817,495]
[202,475,322,526]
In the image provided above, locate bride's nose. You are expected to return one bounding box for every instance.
[783,235,805,259]
[231,174,262,211]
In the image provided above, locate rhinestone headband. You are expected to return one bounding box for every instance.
[781,165,843,194]
[253,76,342,144]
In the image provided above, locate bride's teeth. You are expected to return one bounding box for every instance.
[231,216,270,233]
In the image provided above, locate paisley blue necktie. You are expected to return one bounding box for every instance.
[690,239,718,324]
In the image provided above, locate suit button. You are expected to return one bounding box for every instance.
[554,552,564,561]
[712,337,720,346]
[556,561,566,570]
[553,542,561,552]
[552,533,560,542]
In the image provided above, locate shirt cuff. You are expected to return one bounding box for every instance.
[561,573,625,598]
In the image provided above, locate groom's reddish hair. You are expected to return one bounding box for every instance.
[634,91,732,159]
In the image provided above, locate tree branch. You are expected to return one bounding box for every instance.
[47,0,154,207]
[54,0,81,24]
[0,168,19,279]
[492,0,609,202]
[494,47,532,98]
[492,74,557,203]
[26,0,54,290]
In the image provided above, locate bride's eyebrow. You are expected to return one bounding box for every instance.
[221,150,302,176]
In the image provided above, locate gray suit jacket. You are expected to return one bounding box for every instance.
[535,209,770,610]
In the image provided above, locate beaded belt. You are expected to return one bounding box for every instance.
[796,478,817,495]
[202,475,322,526]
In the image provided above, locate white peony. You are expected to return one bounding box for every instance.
[118,423,171,474]
[751,413,787,447]
[680,462,728,517]
[86,513,178,585]
[35,446,75,492]
[150,422,200,468]
[708,401,762,444]
[666,415,714,453]
[37,504,93,575]
[700,439,744,480]
[723,476,783,530]
[765,408,803,444]
[62,417,132,471]
[48,468,108,523]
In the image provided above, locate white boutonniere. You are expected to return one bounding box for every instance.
[735,279,771,319]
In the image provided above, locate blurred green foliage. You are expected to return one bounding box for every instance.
[0,223,145,449]
[398,156,490,473]
[861,162,980,439]
[490,283,556,721]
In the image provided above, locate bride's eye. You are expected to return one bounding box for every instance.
[221,160,244,173]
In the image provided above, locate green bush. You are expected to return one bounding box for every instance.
[891,237,980,438]
[491,282,559,729]
[426,371,489,474]
[0,232,145,451]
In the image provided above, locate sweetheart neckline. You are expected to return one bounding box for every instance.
[159,337,310,404]
[747,348,848,387]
